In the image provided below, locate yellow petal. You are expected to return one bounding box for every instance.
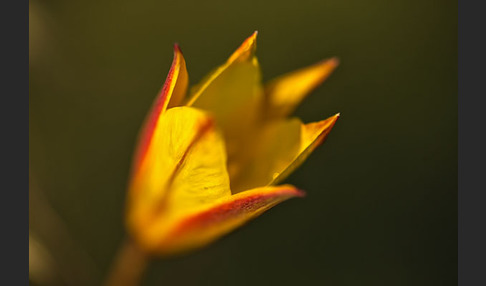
[185,32,263,160]
[127,107,231,252]
[264,58,339,119]
[167,44,189,108]
[229,118,302,193]
[227,30,258,63]
[271,113,340,185]
[154,185,304,256]
[185,31,259,107]
[131,44,188,173]
[231,114,339,191]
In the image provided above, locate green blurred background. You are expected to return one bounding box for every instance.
[29,0,457,285]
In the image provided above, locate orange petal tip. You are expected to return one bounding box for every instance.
[312,114,340,147]
[317,57,339,75]
[247,30,258,42]
[330,112,340,120]
[326,57,340,67]
[228,31,258,63]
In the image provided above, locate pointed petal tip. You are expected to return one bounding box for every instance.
[173,43,184,56]
[294,188,307,198]
[328,57,340,67]
[320,113,340,131]
[228,32,258,63]
[332,113,340,127]
[264,56,340,118]
[320,113,340,127]
[242,31,258,49]
[272,185,306,198]
[300,113,340,151]
[131,42,189,171]
[317,57,339,71]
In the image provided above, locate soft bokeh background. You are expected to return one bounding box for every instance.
[29,0,457,285]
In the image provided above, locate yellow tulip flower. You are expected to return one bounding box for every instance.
[125,31,340,256]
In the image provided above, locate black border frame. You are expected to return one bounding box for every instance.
[3,0,29,285]
[458,0,486,285]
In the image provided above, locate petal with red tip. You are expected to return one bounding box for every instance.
[155,184,304,256]
[132,45,188,172]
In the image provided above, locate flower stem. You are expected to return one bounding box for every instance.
[103,238,149,286]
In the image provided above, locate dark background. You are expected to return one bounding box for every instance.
[29,0,457,285]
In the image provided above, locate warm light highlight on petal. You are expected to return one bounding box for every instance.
[264,58,339,118]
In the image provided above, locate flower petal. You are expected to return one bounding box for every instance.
[127,107,232,251]
[264,58,339,118]
[230,114,340,192]
[185,32,263,160]
[185,31,259,106]
[155,185,304,256]
[132,44,188,172]
[271,113,340,185]
[229,118,302,193]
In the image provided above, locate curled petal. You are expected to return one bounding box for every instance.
[264,58,339,118]
[155,185,304,256]
[127,107,232,252]
[132,45,188,172]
